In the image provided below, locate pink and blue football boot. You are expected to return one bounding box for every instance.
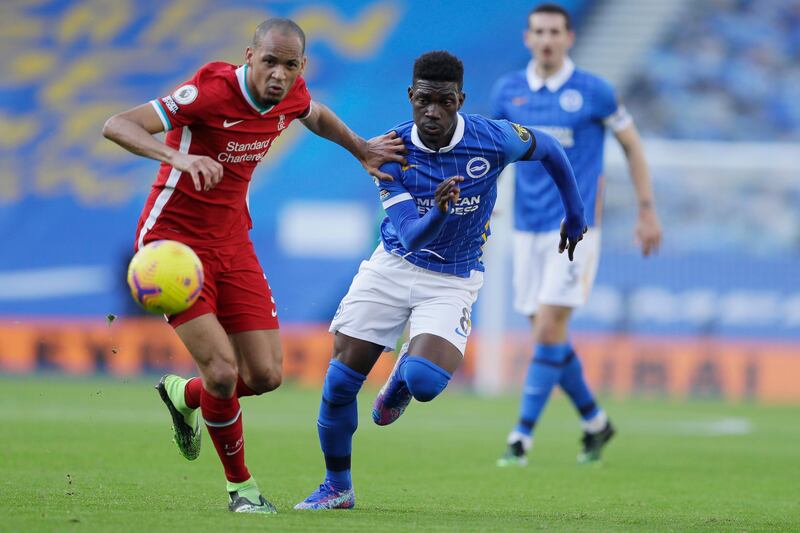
[372,352,412,426]
[294,481,355,510]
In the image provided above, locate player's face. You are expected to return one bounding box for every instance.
[245,29,307,106]
[525,13,574,69]
[408,80,465,147]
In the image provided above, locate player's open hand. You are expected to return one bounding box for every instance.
[435,176,463,213]
[363,131,407,181]
[559,215,588,261]
[635,208,662,256]
[170,153,223,192]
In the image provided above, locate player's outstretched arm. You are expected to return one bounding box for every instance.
[102,104,222,192]
[614,123,662,256]
[300,101,406,181]
[525,128,587,261]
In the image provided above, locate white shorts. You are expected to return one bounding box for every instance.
[329,246,484,355]
[512,228,601,316]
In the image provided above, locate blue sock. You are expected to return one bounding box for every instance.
[558,346,600,421]
[514,343,570,436]
[318,359,365,491]
[400,356,451,402]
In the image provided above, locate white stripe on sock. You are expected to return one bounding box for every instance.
[204,408,242,427]
[582,409,608,434]
[507,431,533,451]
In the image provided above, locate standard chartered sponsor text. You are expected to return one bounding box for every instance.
[218,139,271,163]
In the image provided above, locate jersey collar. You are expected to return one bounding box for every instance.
[526,57,575,92]
[410,113,465,153]
[236,64,275,115]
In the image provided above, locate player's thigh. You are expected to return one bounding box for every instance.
[512,230,548,316]
[166,245,220,329]
[407,333,463,374]
[330,248,413,351]
[216,241,279,334]
[175,313,238,387]
[229,329,282,391]
[332,332,385,377]
[539,228,601,309]
[408,270,483,367]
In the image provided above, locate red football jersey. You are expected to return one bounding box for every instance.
[135,62,312,249]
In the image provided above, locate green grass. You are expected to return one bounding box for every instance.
[1,377,798,532]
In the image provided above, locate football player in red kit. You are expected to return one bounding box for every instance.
[102,18,405,514]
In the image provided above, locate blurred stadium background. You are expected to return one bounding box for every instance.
[1,0,798,398]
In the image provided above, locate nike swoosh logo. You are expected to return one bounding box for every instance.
[271,308,278,317]
[223,119,244,128]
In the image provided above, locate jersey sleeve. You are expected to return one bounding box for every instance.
[492,119,536,165]
[592,77,632,132]
[373,162,413,210]
[150,64,220,132]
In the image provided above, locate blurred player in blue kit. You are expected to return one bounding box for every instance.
[492,4,662,466]
[295,50,588,510]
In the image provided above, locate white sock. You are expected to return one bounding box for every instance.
[581,409,608,434]
[507,431,533,452]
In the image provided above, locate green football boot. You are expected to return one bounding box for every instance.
[496,440,528,467]
[155,374,202,460]
[577,421,615,464]
[227,478,277,514]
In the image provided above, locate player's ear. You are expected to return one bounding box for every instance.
[407,86,414,102]
[458,91,466,109]
[566,30,576,49]
[300,55,308,75]
[245,46,254,67]
[523,28,534,52]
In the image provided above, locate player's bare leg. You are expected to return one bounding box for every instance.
[373,333,461,426]
[160,314,276,513]
[295,333,383,510]
[230,329,284,395]
[165,329,283,456]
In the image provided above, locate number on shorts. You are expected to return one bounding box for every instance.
[458,307,472,337]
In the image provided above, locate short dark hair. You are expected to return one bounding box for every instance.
[412,51,464,89]
[252,18,306,53]
[529,3,572,30]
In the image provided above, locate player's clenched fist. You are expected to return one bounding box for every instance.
[435,176,464,213]
[169,153,224,191]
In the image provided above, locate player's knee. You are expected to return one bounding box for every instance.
[323,359,364,406]
[536,318,569,344]
[204,362,239,398]
[248,370,282,394]
[402,356,451,403]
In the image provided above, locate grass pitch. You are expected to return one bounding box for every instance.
[1,376,797,532]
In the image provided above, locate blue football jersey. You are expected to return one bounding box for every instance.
[491,59,629,232]
[375,113,533,277]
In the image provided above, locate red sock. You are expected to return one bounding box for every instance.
[184,377,203,409]
[185,376,257,409]
[236,375,257,398]
[200,388,250,483]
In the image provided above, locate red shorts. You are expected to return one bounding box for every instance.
[165,240,279,332]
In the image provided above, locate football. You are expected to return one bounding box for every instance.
[127,240,204,315]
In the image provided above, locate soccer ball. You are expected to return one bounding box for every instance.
[127,240,204,315]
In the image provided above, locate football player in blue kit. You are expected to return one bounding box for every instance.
[492,4,662,466]
[295,50,588,510]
